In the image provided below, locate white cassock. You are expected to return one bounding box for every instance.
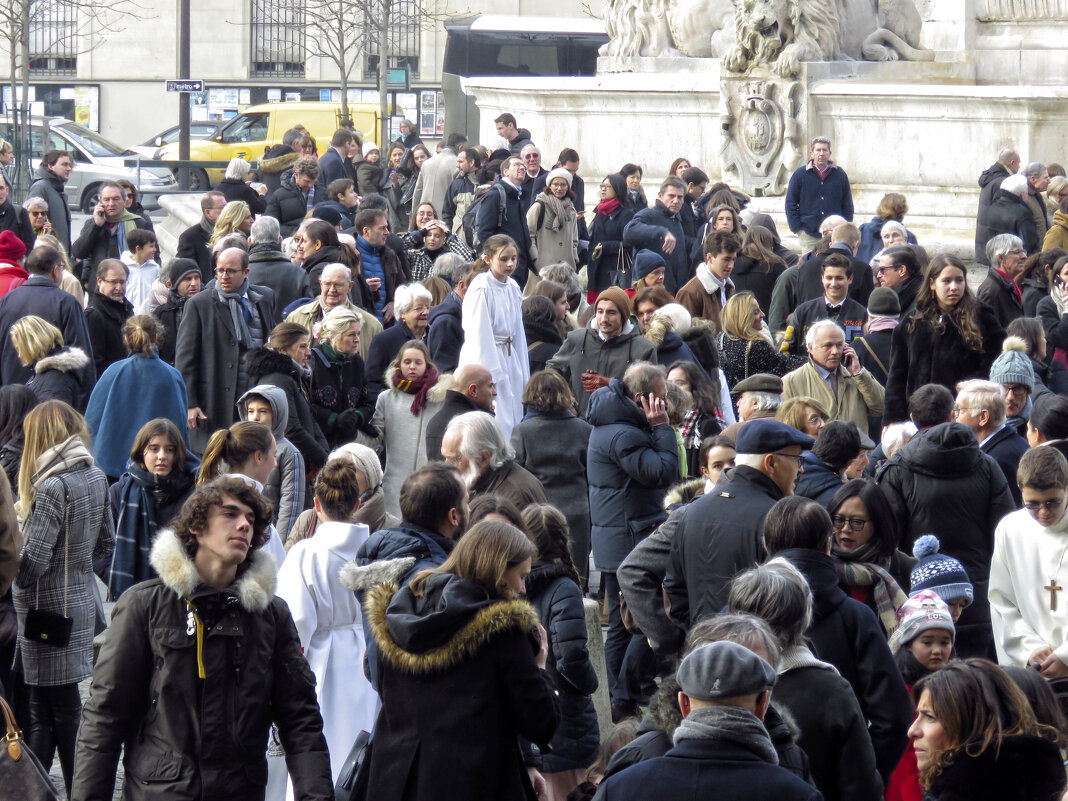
[990,507,1068,667]
[458,271,529,439]
[275,521,379,798]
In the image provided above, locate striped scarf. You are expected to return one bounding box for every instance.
[833,549,908,637]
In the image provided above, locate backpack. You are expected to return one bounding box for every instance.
[463,183,508,251]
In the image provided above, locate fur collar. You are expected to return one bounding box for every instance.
[644,315,670,348]
[364,581,539,674]
[148,528,277,612]
[425,374,451,404]
[247,346,301,383]
[259,151,300,174]
[35,346,89,374]
[664,477,706,509]
[338,556,416,593]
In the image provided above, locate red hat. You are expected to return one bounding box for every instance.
[0,230,27,265]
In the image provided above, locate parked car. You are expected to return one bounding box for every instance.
[0,117,178,212]
[154,101,383,190]
[126,122,226,158]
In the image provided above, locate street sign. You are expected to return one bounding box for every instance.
[166,79,204,92]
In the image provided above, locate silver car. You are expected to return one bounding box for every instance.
[1,117,177,212]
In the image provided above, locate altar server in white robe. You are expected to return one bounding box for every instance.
[275,459,378,796]
[990,445,1068,675]
[458,234,529,439]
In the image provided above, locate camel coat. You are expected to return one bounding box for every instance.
[782,360,886,433]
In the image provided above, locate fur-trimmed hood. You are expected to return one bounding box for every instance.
[643,315,673,349]
[35,345,89,375]
[364,575,539,674]
[259,150,300,175]
[247,345,304,384]
[339,555,416,593]
[664,477,706,509]
[148,527,277,612]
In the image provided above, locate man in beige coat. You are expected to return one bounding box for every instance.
[783,319,884,432]
[286,262,381,361]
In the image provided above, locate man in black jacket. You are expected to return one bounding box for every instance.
[247,215,309,317]
[874,245,923,317]
[475,156,532,286]
[84,258,134,377]
[955,379,1028,507]
[664,419,813,628]
[985,173,1039,256]
[425,364,496,461]
[176,191,225,281]
[266,157,321,237]
[72,181,153,286]
[764,496,913,785]
[978,233,1026,328]
[152,258,202,365]
[974,147,1019,263]
[622,177,693,294]
[26,150,73,252]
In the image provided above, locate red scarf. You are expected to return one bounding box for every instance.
[994,267,1023,303]
[595,197,621,216]
[392,366,439,415]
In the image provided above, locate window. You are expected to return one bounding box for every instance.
[29,0,77,75]
[220,113,269,144]
[251,0,305,77]
[363,0,420,79]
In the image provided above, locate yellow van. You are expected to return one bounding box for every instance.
[156,101,381,189]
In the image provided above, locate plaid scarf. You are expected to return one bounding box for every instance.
[18,435,93,522]
[833,546,908,637]
[391,366,439,415]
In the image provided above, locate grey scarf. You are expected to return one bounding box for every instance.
[672,704,778,765]
[536,193,575,233]
[200,214,215,238]
[216,278,253,349]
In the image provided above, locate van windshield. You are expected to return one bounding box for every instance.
[54,123,134,157]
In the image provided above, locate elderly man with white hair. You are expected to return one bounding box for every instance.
[287,261,381,361]
[978,232,1026,327]
[782,319,885,433]
[986,172,1040,257]
[364,282,433,389]
[954,378,1029,507]
[440,410,546,509]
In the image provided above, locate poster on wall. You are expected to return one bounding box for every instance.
[419,90,436,137]
[73,86,98,130]
[435,90,445,137]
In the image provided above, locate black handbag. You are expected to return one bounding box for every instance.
[609,247,634,289]
[333,730,372,801]
[0,694,61,800]
[23,478,73,649]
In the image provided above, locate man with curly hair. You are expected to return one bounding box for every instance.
[71,476,333,801]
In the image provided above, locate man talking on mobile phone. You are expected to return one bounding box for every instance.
[782,318,885,433]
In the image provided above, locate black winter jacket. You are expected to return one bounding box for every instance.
[976,267,1024,328]
[981,422,1028,507]
[152,291,189,365]
[0,200,35,253]
[664,466,784,625]
[175,222,212,281]
[215,177,267,215]
[586,380,678,572]
[84,292,134,377]
[1037,294,1068,354]
[246,347,329,470]
[523,316,563,376]
[776,548,912,784]
[475,180,532,287]
[877,422,1016,658]
[248,243,309,316]
[525,561,599,773]
[27,165,72,252]
[71,532,333,801]
[308,346,376,447]
[26,345,90,410]
[925,734,1064,801]
[985,189,1039,255]
[71,216,153,286]
[731,254,786,315]
[266,171,314,236]
[587,205,636,293]
[424,390,485,461]
[974,161,1011,263]
[426,290,462,373]
[793,450,844,506]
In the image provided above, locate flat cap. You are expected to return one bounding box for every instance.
[735,419,815,455]
[677,641,776,701]
[730,373,783,396]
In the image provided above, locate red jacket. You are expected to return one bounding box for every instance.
[0,262,27,298]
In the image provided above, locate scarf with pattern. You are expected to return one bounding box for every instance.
[392,366,439,415]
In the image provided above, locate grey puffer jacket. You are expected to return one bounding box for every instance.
[238,384,306,541]
[71,530,332,801]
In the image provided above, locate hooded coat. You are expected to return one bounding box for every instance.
[238,384,306,542]
[877,422,1016,658]
[26,345,91,410]
[426,290,463,373]
[586,379,678,573]
[545,317,657,417]
[793,450,845,506]
[71,531,333,801]
[246,346,329,471]
[362,575,559,801]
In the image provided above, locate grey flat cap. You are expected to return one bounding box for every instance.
[677,641,777,701]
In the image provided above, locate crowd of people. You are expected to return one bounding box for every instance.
[0,121,1067,801]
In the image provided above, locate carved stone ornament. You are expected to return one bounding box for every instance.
[719,75,803,195]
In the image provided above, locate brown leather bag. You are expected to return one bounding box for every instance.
[0,694,61,800]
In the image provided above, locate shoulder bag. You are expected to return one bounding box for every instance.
[23,478,73,648]
[334,729,372,801]
[0,694,61,800]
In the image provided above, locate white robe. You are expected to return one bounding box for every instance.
[275,521,378,797]
[457,271,529,439]
[989,507,1068,667]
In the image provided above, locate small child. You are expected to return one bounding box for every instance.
[907,534,974,623]
[120,227,161,311]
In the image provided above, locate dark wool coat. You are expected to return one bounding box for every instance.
[248,243,310,317]
[71,533,333,801]
[586,380,678,572]
[0,200,35,253]
[877,422,1016,658]
[247,346,329,471]
[469,460,548,511]
[1038,294,1068,353]
[84,292,134,377]
[523,316,563,376]
[731,254,787,316]
[622,201,692,294]
[363,576,559,801]
[924,734,1064,801]
[424,390,484,462]
[215,177,267,215]
[976,267,1024,328]
[27,165,72,252]
[13,461,114,686]
[365,321,419,389]
[882,306,1005,424]
[982,422,1028,507]
[511,410,593,576]
[795,244,876,307]
[153,292,189,365]
[985,188,1039,254]
[663,466,784,625]
[308,346,376,447]
[853,328,894,386]
[175,222,212,281]
[174,283,277,452]
[587,205,636,293]
[785,163,854,237]
[475,180,533,287]
[71,215,154,286]
[793,451,845,507]
[974,161,1011,263]
[777,548,913,784]
[525,562,599,773]
[427,290,463,374]
[856,217,917,264]
[266,171,316,237]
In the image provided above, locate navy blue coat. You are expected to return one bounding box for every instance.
[586,380,678,572]
[785,163,854,237]
[596,733,821,801]
[365,322,419,390]
[982,422,1028,508]
[855,217,917,264]
[793,451,845,507]
[426,291,462,374]
[623,201,692,294]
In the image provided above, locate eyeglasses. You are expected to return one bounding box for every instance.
[772,451,804,467]
[216,268,245,277]
[1006,249,1026,257]
[832,514,870,532]
[1024,498,1066,513]
[952,406,973,417]
[100,277,126,286]
[28,210,48,216]
[876,265,902,273]
[1004,385,1029,398]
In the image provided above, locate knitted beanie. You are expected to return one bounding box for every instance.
[888,590,955,654]
[989,336,1035,392]
[595,286,632,320]
[866,286,900,317]
[544,166,573,189]
[329,442,384,490]
[0,230,27,265]
[909,535,974,606]
[362,141,380,157]
[634,249,667,281]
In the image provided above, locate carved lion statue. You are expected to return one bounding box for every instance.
[721,0,934,76]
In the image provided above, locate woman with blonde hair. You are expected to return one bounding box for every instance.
[14,399,113,795]
[309,306,376,448]
[11,314,90,408]
[208,200,253,249]
[717,292,805,388]
[776,396,829,439]
[363,519,557,801]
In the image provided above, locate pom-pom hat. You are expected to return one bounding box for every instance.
[909,535,974,607]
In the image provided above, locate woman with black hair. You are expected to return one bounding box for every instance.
[828,478,913,637]
[1027,394,1068,462]
[0,384,37,491]
[1020,248,1067,316]
[666,361,728,479]
[588,174,636,294]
